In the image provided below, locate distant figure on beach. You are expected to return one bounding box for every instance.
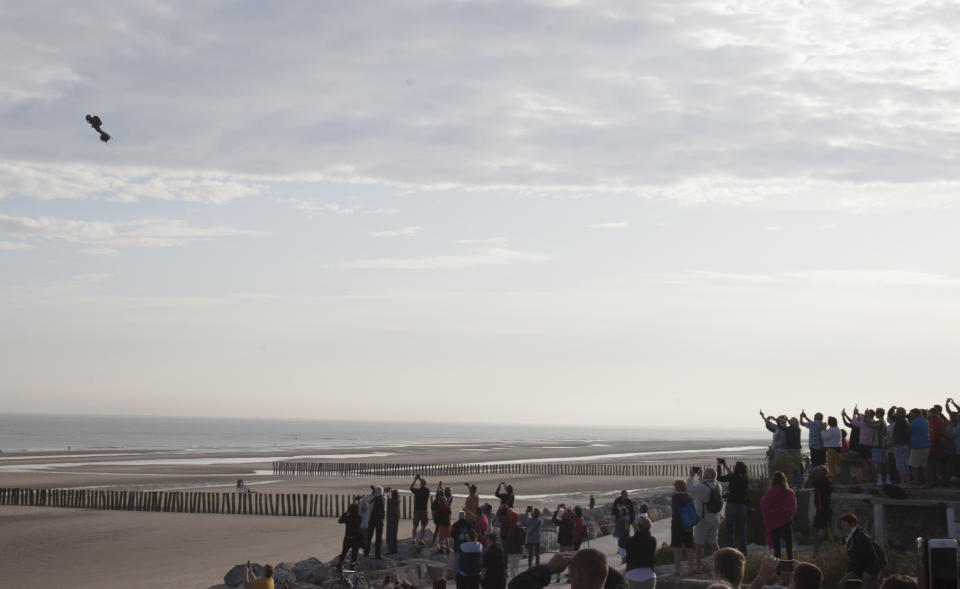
[386,488,400,555]
[243,562,274,589]
[760,471,797,560]
[589,495,595,510]
[237,479,244,492]
[410,475,431,544]
[338,502,363,568]
[495,482,515,508]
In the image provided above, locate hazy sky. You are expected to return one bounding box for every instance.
[2,1,959,427]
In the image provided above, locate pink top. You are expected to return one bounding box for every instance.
[852,414,872,446]
[760,485,797,548]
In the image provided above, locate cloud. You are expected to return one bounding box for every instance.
[78,247,120,256]
[0,241,35,251]
[3,2,960,211]
[280,198,399,217]
[675,269,960,289]
[0,162,264,204]
[369,226,422,238]
[586,222,628,229]
[0,213,264,249]
[331,247,550,270]
[455,237,510,246]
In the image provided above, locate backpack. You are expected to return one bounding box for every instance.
[705,482,723,514]
[680,500,700,529]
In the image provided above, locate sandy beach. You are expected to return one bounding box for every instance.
[0,438,765,588]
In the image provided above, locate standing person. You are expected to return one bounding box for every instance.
[839,513,883,589]
[475,504,491,547]
[687,467,722,572]
[435,495,453,554]
[618,515,657,589]
[780,417,804,486]
[908,409,931,488]
[760,410,787,468]
[431,482,447,546]
[504,509,526,579]
[338,502,363,568]
[498,503,518,544]
[464,484,480,524]
[613,506,629,541]
[553,505,575,581]
[886,410,901,485]
[802,465,832,554]
[760,471,797,560]
[717,459,749,554]
[946,399,960,481]
[847,407,875,481]
[928,406,948,486]
[589,495,595,511]
[410,475,432,544]
[457,529,484,589]
[482,533,507,589]
[670,479,696,577]
[841,429,850,454]
[800,410,827,468]
[495,482,515,508]
[386,488,401,555]
[526,508,543,569]
[865,408,889,487]
[572,506,587,550]
[367,486,386,559]
[823,417,843,479]
[360,494,371,555]
[613,490,636,523]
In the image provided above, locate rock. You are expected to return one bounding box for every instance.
[272,566,296,587]
[224,563,261,587]
[291,558,334,585]
[208,585,233,589]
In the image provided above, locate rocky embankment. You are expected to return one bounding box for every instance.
[209,496,672,589]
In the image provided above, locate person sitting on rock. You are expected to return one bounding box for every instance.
[243,563,274,589]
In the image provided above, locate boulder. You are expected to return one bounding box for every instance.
[272,566,296,587]
[291,558,334,585]
[224,563,261,587]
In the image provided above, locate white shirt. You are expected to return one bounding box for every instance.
[821,426,842,448]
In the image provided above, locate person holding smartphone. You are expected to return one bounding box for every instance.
[243,562,275,589]
[839,513,882,589]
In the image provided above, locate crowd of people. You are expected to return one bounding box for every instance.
[762,399,960,489]
[335,476,590,589]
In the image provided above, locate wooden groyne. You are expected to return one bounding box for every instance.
[0,487,415,518]
[272,460,769,479]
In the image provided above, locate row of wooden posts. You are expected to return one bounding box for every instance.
[0,487,419,518]
[272,460,770,479]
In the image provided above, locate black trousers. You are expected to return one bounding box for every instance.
[340,535,361,565]
[365,518,384,558]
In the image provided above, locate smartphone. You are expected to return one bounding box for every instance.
[928,538,959,589]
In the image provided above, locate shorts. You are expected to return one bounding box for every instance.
[909,448,930,468]
[693,515,719,545]
[894,445,910,474]
[671,523,693,548]
[812,507,832,529]
[872,448,887,463]
[857,445,872,460]
[413,509,429,527]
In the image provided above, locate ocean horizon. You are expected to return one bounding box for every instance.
[0,413,766,453]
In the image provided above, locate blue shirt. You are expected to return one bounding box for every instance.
[909,416,931,449]
[804,420,824,450]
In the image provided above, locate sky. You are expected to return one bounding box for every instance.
[2,1,959,428]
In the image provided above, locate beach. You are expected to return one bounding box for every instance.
[0,417,767,588]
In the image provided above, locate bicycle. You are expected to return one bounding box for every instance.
[330,566,371,589]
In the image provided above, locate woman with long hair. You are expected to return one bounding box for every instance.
[760,470,798,559]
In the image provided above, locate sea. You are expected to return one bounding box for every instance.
[0,413,765,453]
